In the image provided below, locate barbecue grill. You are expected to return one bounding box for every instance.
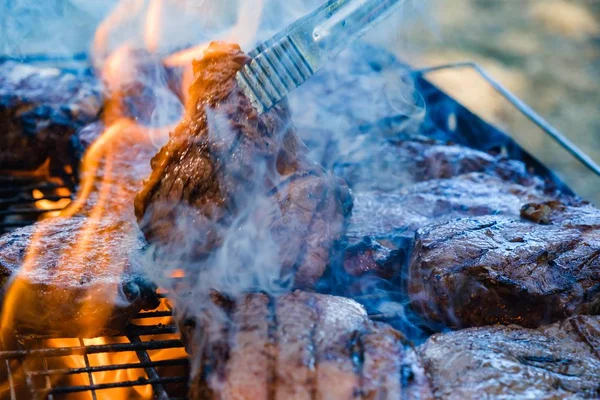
[0,49,598,399]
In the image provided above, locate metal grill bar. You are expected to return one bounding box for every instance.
[1,302,190,399]
[413,62,600,178]
[39,376,187,396]
[127,334,170,399]
[0,339,184,360]
[0,172,75,235]
[26,359,188,377]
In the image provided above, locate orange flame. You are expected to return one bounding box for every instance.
[1,1,269,398]
[144,0,163,54]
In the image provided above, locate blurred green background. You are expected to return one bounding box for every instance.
[396,0,600,203]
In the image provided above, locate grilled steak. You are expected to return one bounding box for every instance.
[343,173,548,278]
[420,315,600,399]
[408,201,600,329]
[0,121,160,337]
[0,61,102,171]
[135,42,350,287]
[333,136,544,192]
[182,291,433,400]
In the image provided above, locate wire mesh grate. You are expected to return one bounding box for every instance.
[0,169,189,399]
[0,170,75,235]
[0,297,189,399]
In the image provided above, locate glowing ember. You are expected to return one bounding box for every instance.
[32,188,72,218]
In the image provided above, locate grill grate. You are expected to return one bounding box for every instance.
[0,172,75,235]
[0,296,189,400]
[0,169,190,399]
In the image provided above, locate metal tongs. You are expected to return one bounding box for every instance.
[237,0,405,115]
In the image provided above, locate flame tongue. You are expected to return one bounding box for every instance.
[1,120,155,338]
[0,0,274,398]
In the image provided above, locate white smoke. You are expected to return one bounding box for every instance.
[2,0,432,336]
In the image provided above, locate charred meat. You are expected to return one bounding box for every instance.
[181,291,432,400]
[0,61,102,171]
[343,172,548,278]
[135,42,350,287]
[420,315,600,399]
[408,201,600,329]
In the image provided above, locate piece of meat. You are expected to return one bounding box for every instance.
[343,173,548,278]
[135,42,351,287]
[419,316,600,399]
[0,121,160,337]
[221,293,274,399]
[183,291,433,400]
[333,137,545,192]
[408,201,600,329]
[0,61,102,172]
[274,291,318,400]
[521,199,600,230]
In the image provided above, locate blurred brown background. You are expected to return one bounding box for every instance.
[396,0,600,203]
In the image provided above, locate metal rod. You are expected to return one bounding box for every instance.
[0,195,72,207]
[0,208,66,217]
[127,334,170,400]
[42,376,187,395]
[26,359,188,377]
[0,182,68,195]
[79,338,98,400]
[126,325,178,336]
[412,62,600,178]
[132,311,173,319]
[0,339,184,360]
[39,339,55,400]
[5,359,17,400]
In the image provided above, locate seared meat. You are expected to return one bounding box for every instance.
[0,61,102,171]
[408,201,600,329]
[135,42,350,287]
[343,173,548,278]
[182,291,432,400]
[334,137,544,192]
[420,316,600,399]
[0,122,160,337]
[521,199,600,229]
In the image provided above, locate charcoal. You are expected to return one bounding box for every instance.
[135,42,351,288]
[0,122,161,337]
[343,173,549,278]
[420,316,600,399]
[181,291,433,400]
[0,61,102,172]
[408,201,600,329]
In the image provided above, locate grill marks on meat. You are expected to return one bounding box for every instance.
[222,294,275,399]
[408,201,600,329]
[134,42,350,287]
[312,294,366,398]
[0,61,102,171]
[184,292,432,400]
[274,291,318,400]
[419,316,600,399]
[343,173,548,278]
[0,122,160,336]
